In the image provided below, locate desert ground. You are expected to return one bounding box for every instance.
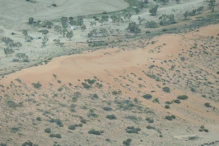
[0,0,219,146]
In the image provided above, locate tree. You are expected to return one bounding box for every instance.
[184,11,189,19]
[42,35,49,47]
[160,0,169,5]
[54,25,62,34]
[99,15,109,25]
[28,17,34,24]
[41,21,53,28]
[209,0,216,12]
[81,25,86,31]
[61,17,68,28]
[66,31,73,40]
[14,42,22,48]
[127,22,140,33]
[176,0,180,3]
[16,53,29,60]
[159,14,175,26]
[138,16,145,25]
[4,47,14,56]
[77,16,84,26]
[149,5,158,16]
[124,13,132,21]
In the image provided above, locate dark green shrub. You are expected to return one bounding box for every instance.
[87,79,96,85]
[49,134,61,138]
[174,99,181,104]
[145,21,158,28]
[21,141,37,146]
[177,95,188,100]
[7,100,23,108]
[165,101,172,104]
[68,125,76,130]
[126,126,141,134]
[49,119,63,127]
[165,105,170,109]
[82,82,91,89]
[162,87,170,93]
[106,114,117,120]
[44,128,51,133]
[165,115,176,121]
[103,107,112,111]
[146,125,155,129]
[36,117,41,121]
[204,102,211,107]
[80,118,87,124]
[142,94,152,99]
[146,117,154,123]
[88,129,103,135]
[123,139,132,146]
[32,82,42,89]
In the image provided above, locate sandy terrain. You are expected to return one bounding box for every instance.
[0,23,218,146]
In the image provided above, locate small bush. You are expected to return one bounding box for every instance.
[177,95,188,100]
[32,82,42,89]
[36,117,41,121]
[142,94,152,99]
[103,107,112,111]
[80,118,87,124]
[126,126,141,134]
[145,21,158,28]
[165,101,172,104]
[162,87,170,93]
[44,128,51,133]
[49,119,63,127]
[88,129,103,135]
[146,125,155,129]
[21,141,36,146]
[165,105,170,109]
[174,99,181,104]
[82,82,91,89]
[106,114,117,120]
[87,79,96,85]
[68,125,76,130]
[123,138,132,146]
[146,117,154,123]
[165,115,176,121]
[49,134,61,138]
[204,102,211,107]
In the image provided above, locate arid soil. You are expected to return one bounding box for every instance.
[0,24,218,146]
